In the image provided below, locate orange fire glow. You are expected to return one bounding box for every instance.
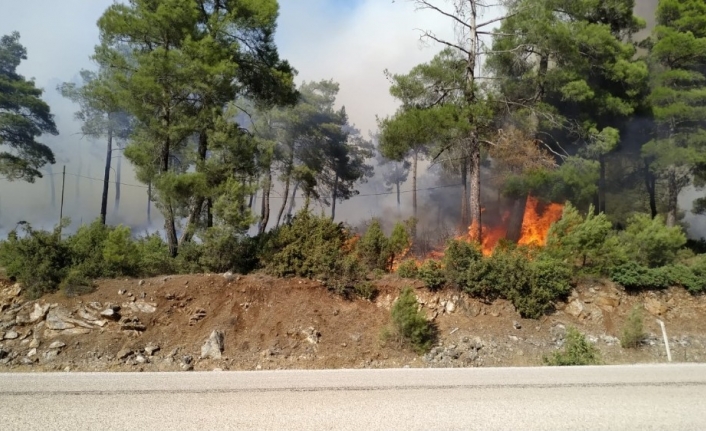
[517,196,564,247]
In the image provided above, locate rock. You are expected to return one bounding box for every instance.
[4,330,18,340]
[595,295,620,311]
[302,327,320,344]
[182,355,193,365]
[116,348,133,360]
[144,344,160,356]
[644,297,668,316]
[223,271,235,281]
[181,363,194,371]
[77,308,99,322]
[118,289,126,295]
[138,280,145,286]
[0,348,8,359]
[513,321,522,330]
[135,354,147,364]
[44,350,58,361]
[119,316,146,332]
[61,328,91,336]
[132,301,157,314]
[91,320,108,327]
[45,309,76,330]
[15,314,32,325]
[551,324,567,343]
[565,299,584,318]
[189,308,207,325]
[100,308,120,320]
[20,357,35,365]
[201,330,225,359]
[29,303,50,323]
[29,338,39,349]
[27,348,37,357]
[48,341,66,349]
[445,301,456,314]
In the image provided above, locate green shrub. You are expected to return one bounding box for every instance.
[357,219,391,271]
[0,223,70,299]
[512,257,573,319]
[621,214,686,267]
[263,209,347,280]
[544,326,601,366]
[390,287,436,353]
[60,267,95,297]
[354,281,379,301]
[621,306,645,349]
[545,203,626,274]
[442,239,492,297]
[135,233,175,276]
[610,262,671,290]
[195,227,260,274]
[65,220,110,278]
[417,259,445,290]
[103,226,140,276]
[396,259,418,279]
[387,221,411,262]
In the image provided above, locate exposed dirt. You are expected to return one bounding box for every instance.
[1,273,705,372]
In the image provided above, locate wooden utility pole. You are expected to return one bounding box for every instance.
[59,165,66,232]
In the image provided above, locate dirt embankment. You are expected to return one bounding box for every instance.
[1,273,705,372]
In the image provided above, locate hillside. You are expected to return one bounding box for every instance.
[1,273,705,372]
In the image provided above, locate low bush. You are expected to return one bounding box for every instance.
[544,326,601,366]
[390,287,436,353]
[620,214,686,268]
[354,281,378,301]
[417,259,445,290]
[396,259,418,279]
[621,306,645,349]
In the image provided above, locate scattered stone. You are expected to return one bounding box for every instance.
[29,303,50,323]
[165,293,176,300]
[118,289,126,295]
[135,354,147,364]
[0,348,8,360]
[116,348,133,360]
[189,308,207,325]
[182,355,193,365]
[77,308,99,322]
[44,350,58,361]
[445,301,456,314]
[27,348,37,357]
[20,357,35,365]
[91,320,108,327]
[48,341,66,349]
[513,321,522,330]
[29,338,39,349]
[181,362,194,371]
[303,327,320,344]
[565,299,584,318]
[223,271,235,281]
[132,301,157,314]
[138,280,145,286]
[4,330,18,340]
[45,309,76,330]
[201,330,225,359]
[144,344,160,356]
[61,328,91,336]
[119,316,146,332]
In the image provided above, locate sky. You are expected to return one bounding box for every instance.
[0,0,704,237]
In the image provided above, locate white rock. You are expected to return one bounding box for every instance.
[565,299,584,318]
[29,303,50,323]
[201,330,225,359]
[49,341,66,349]
[4,330,18,340]
[45,309,76,330]
[29,338,39,349]
[135,354,147,364]
[445,301,456,313]
[27,348,37,357]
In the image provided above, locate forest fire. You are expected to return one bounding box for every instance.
[517,196,565,247]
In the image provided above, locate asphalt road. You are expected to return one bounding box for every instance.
[1,364,705,431]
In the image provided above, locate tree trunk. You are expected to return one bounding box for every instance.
[206,198,213,228]
[276,152,295,227]
[469,136,482,240]
[644,160,658,218]
[286,181,299,219]
[100,124,113,225]
[180,130,208,244]
[114,150,122,212]
[161,134,178,257]
[331,174,339,220]
[598,154,606,214]
[460,158,468,228]
[412,150,418,239]
[147,181,152,225]
[507,194,527,242]
[248,179,256,209]
[666,167,678,227]
[258,169,272,235]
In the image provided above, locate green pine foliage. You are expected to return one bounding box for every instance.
[416,260,445,291]
[390,287,437,353]
[544,326,602,366]
[621,306,646,349]
[396,260,419,279]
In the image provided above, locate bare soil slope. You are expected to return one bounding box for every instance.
[1,273,705,372]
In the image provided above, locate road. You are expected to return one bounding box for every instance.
[1,364,705,430]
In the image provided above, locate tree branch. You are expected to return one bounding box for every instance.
[418,30,471,56]
[413,0,471,30]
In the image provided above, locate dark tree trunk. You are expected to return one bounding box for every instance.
[469,135,481,240]
[161,135,178,257]
[412,151,418,239]
[147,181,152,225]
[258,169,272,235]
[180,130,208,245]
[507,194,527,242]
[598,154,606,214]
[114,151,121,212]
[100,125,113,225]
[460,158,468,228]
[331,175,339,220]
[286,181,299,219]
[206,198,213,228]
[276,153,294,228]
[644,160,658,218]
[666,167,678,227]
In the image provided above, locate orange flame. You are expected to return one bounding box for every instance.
[517,196,564,247]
